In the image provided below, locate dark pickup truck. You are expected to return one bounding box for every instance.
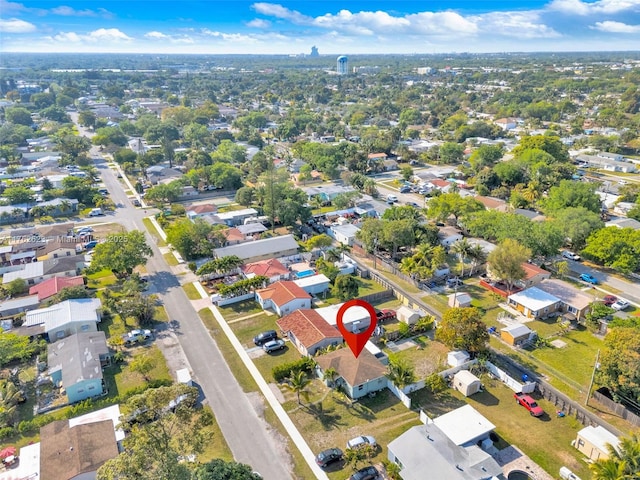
[514,392,544,417]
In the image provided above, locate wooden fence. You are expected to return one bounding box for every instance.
[592,390,640,428]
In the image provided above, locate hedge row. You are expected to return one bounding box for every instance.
[272,357,315,383]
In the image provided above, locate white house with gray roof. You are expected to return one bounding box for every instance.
[213,234,299,263]
[24,298,102,341]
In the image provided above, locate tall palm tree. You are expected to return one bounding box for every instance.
[285,371,311,405]
[451,238,473,278]
[322,368,338,388]
[386,357,416,388]
[468,244,487,276]
[0,380,22,427]
[590,434,640,480]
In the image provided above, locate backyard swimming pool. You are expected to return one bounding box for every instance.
[296,269,316,279]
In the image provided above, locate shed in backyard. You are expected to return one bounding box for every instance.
[452,370,482,397]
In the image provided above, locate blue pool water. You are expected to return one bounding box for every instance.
[296,269,316,279]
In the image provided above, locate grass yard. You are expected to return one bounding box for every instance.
[467,376,591,480]
[87,269,118,289]
[317,277,388,305]
[163,252,179,266]
[216,299,264,321]
[103,345,172,398]
[198,406,234,463]
[182,282,203,300]
[287,388,421,479]
[253,343,303,382]
[384,336,449,379]
[142,217,167,247]
[228,312,279,349]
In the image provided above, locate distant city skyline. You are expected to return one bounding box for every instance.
[1,0,639,54]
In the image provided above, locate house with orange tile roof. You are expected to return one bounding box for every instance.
[276,309,342,356]
[518,263,551,289]
[255,280,311,316]
[186,203,217,221]
[242,258,290,283]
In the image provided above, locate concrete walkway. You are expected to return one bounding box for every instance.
[191,282,328,479]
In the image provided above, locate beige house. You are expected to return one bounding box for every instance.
[574,426,620,461]
[537,278,592,322]
[501,324,534,346]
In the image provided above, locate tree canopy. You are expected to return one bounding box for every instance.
[91,230,153,277]
[435,307,488,355]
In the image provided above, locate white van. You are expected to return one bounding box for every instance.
[386,194,398,204]
[88,208,104,217]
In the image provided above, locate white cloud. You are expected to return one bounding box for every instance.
[51,6,99,17]
[473,11,561,38]
[591,20,640,32]
[548,0,640,15]
[252,3,309,24]
[246,18,271,28]
[406,11,478,35]
[201,29,258,43]
[0,17,36,33]
[49,28,132,44]
[145,31,169,39]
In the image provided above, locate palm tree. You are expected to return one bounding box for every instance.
[468,244,488,276]
[0,380,22,427]
[386,357,416,388]
[322,367,338,388]
[451,238,473,278]
[590,435,640,480]
[285,371,311,405]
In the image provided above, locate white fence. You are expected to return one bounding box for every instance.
[386,359,534,410]
[211,291,255,306]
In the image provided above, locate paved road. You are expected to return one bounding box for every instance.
[565,259,640,305]
[68,119,295,477]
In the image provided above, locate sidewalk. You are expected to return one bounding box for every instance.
[190,283,328,479]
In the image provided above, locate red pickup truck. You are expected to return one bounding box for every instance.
[514,392,544,417]
[376,309,396,322]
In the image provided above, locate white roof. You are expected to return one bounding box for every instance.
[216,208,258,221]
[448,292,472,303]
[0,442,40,480]
[578,425,620,454]
[433,404,496,446]
[293,274,330,288]
[453,369,481,385]
[68,404,125,443]
[501,323,533,338]
[397,305,422,319]
[315,302,372,327]
[2,261,44,283]
[330,223,360,237]
[24,298,101,329]
[213,234,298,261]
[508,287,558,312]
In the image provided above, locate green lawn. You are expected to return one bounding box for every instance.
[182,283,202,300]
[317,277,388,305]
[103,345,172,398]
[287,387,421,479]
[198,406,234,463]
[163,252,179,266]
[87,269,118,289]
[217,300,264,321]
[228,312,279,349]
[142,217,167,247]
[253,343,303,382]
[384,336,450,379]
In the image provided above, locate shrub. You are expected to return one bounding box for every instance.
[0,427,16,441]
[272,357,315,383]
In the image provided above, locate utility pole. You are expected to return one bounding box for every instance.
[586,349,600,407]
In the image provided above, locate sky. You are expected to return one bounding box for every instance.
[0,0,639,54]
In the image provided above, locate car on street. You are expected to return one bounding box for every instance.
[315,447,343,468]
[562,250,581,261]
[399,186,412,194]
[386,194,398,204]
[405,201,420,208]
[580,273,598,285]
[84,240,98,249]
[602,295,618,306]
[349,466,379,480]
[132,198,141,207]
[346,435,377,450]
[611,299,630,311]
[253,330,278,346]
[262,339,286,353]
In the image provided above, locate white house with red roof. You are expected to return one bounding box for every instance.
[186,203,217,221]
[242,258,290,283]
[276,309,343,356]
[428,178,453,192]
[255,280,311,316]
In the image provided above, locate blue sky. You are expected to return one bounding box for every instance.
[1,0,639,54]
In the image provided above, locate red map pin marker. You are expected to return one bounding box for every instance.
[336,299,378,358]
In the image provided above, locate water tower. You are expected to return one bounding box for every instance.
[337,55,348,75]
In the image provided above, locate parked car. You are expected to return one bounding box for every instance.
[132,198,141,207]
[386,194,398,204]
[84,240,98,249]
[611,299,630,311]
[123,329,152,345]
[349,466,379,480]
[580,273,598,285]
[346,435,377,450]
[602,295,618,306]
[399,186,411,194]
[315,447,343,468]
[562,250,581,261]
[253,330,278,346]
[405,202,420,208]
[446,277,463,287]
[263,339,286,353]
[88,207,104,217]
[514,392,544,417]
[375,309,396,322]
